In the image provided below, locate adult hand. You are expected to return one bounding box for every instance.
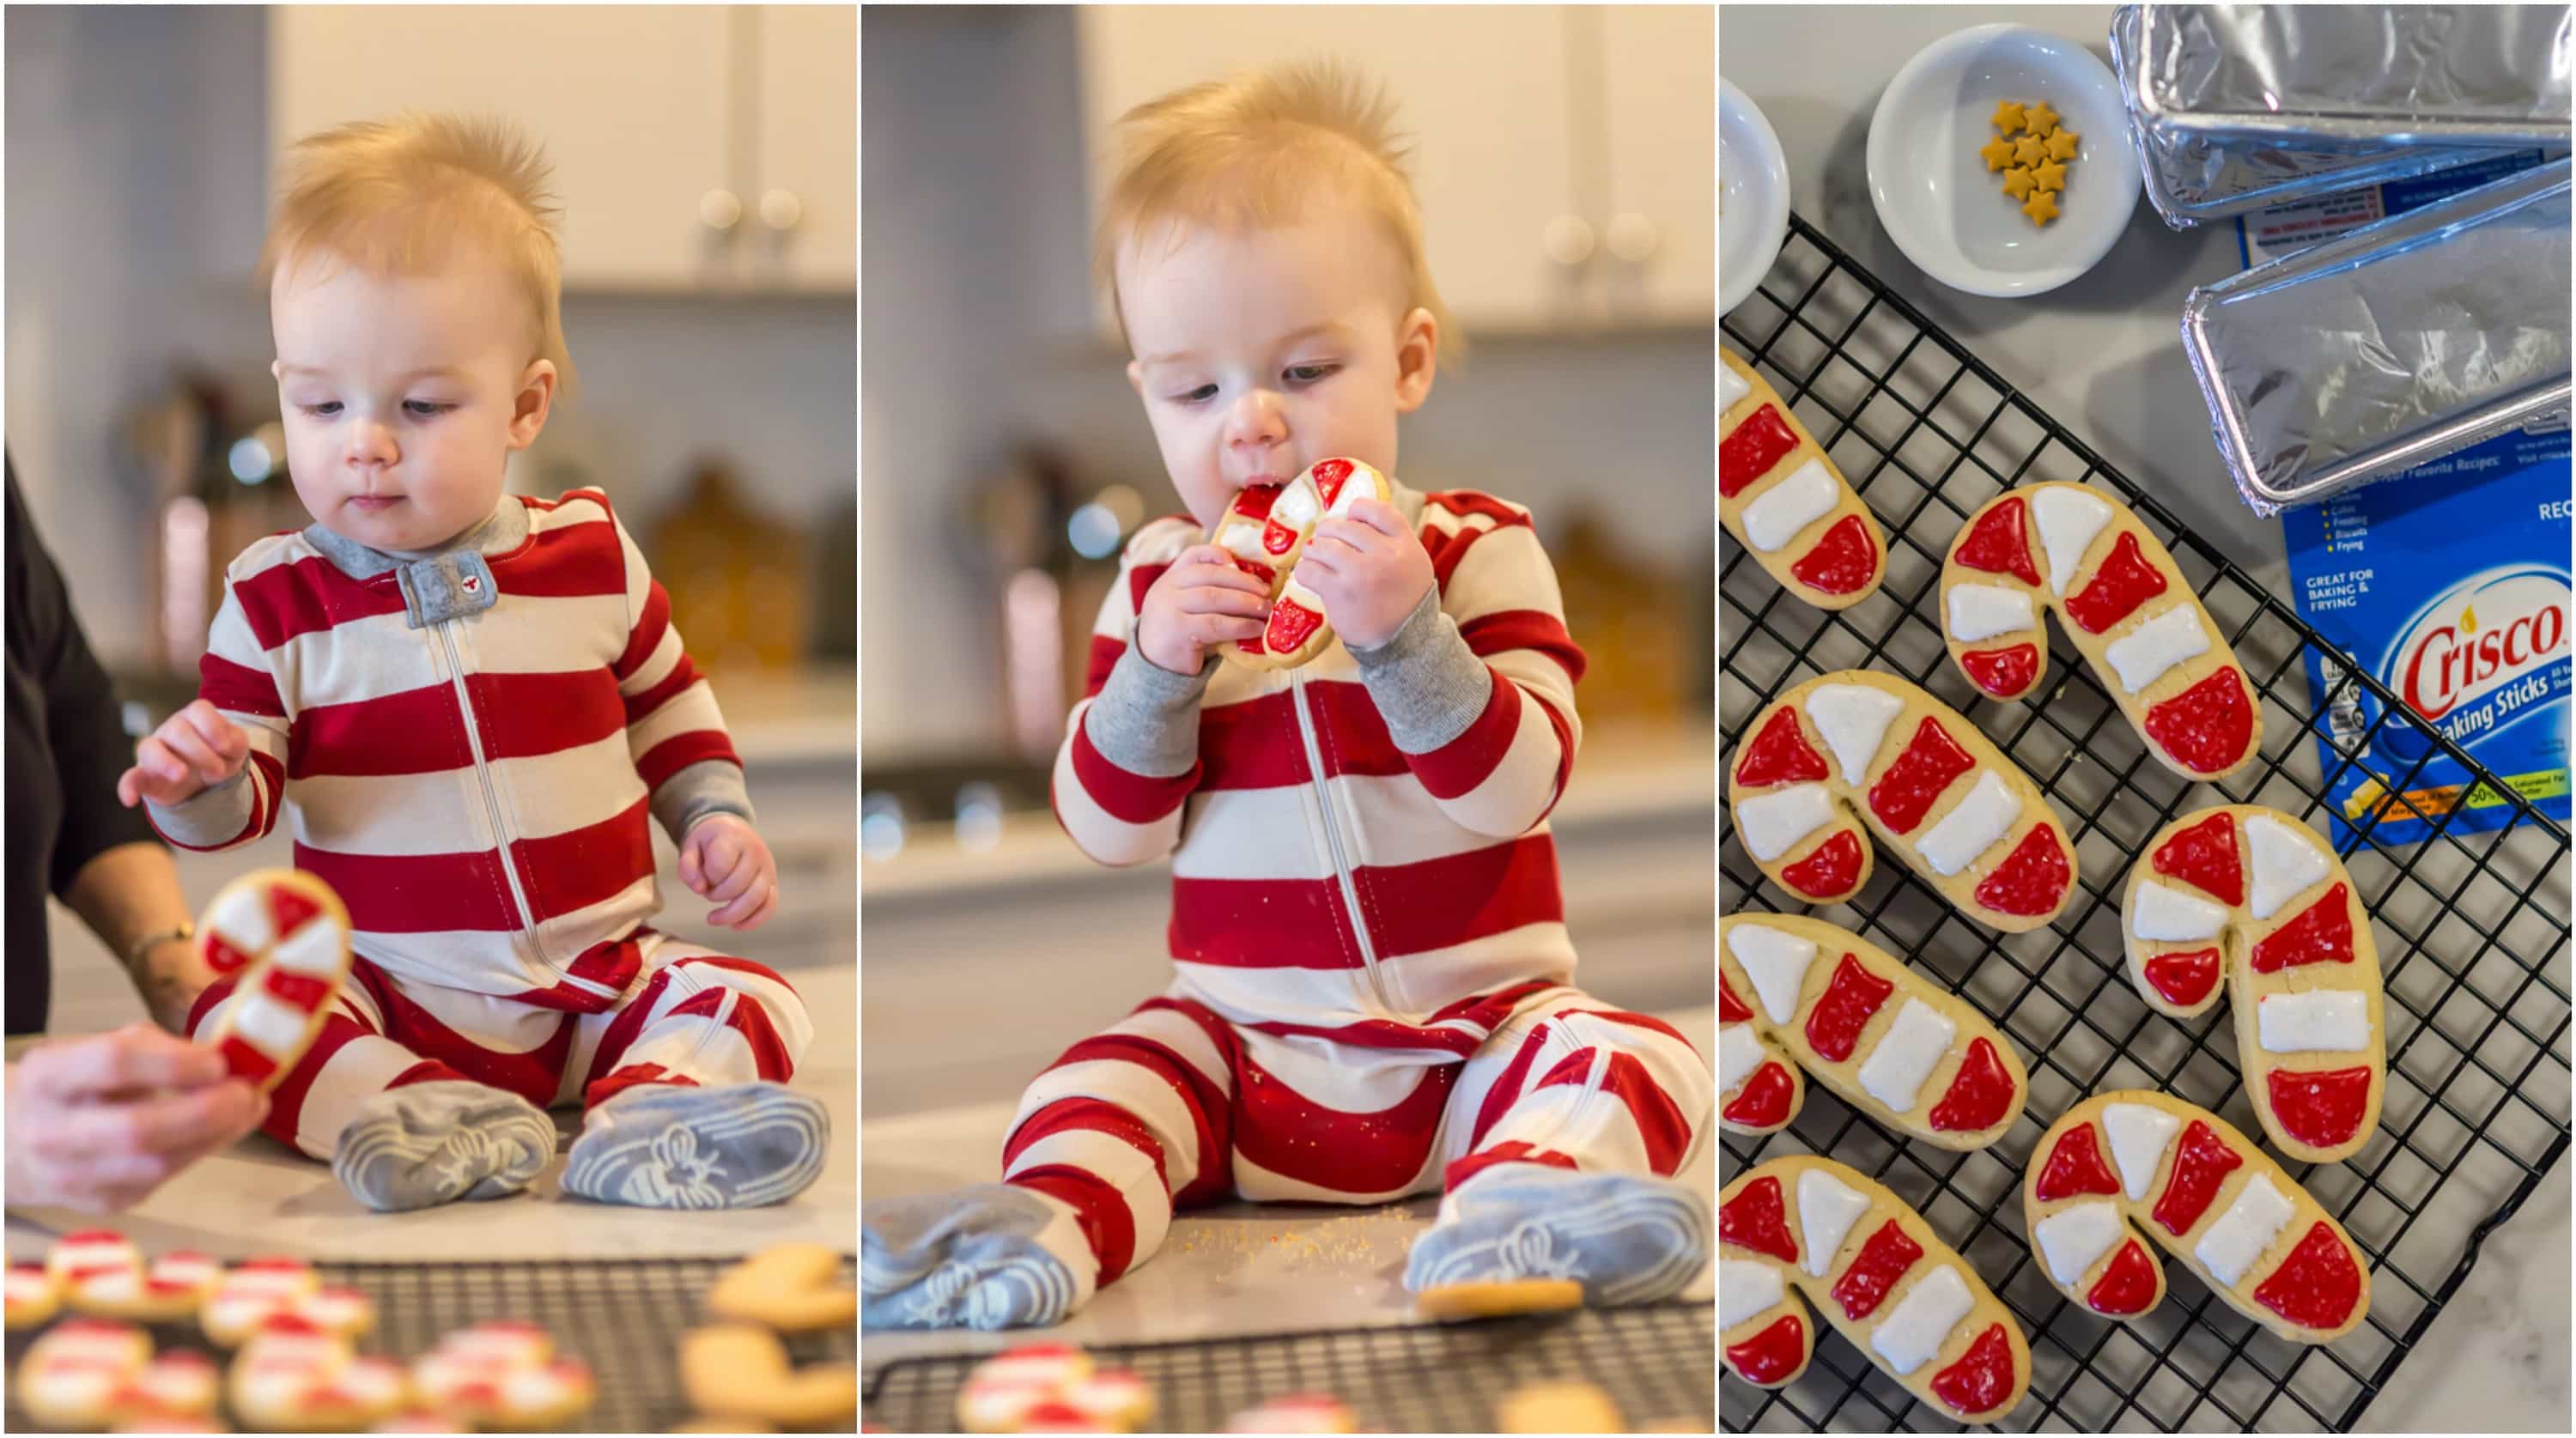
[4,1025,267,1214]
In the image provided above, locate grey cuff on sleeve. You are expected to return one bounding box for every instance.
[145,769,257,849]
[655,759,756,842]
[1084,640,1214,779]
[1348,586,1495,754]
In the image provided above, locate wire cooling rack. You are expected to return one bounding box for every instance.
[1720,215,2573,1433]
[2,1254,858,1433]
[864,1301,1713,1432]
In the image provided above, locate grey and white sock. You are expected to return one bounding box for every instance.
[1403,1166,1711,1307]
[562,1082,827,1210]
[331,1081,556,1213]
[862,1183,1094,1332]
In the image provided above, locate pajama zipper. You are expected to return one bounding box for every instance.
[434,621,549,965]
[1291,670,1392,1012]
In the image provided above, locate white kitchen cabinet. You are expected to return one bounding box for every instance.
[1597,3,1716,319]
[268,5,853,293]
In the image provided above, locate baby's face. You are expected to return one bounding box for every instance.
[1120,215,1435,529]
[270,251,553,552]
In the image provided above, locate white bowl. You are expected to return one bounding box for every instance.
[1866,23,2142,298]
[1720,77,1791,316]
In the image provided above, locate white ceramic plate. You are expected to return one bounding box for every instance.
[1720,78,1791,316]
[1865,24,2142,298]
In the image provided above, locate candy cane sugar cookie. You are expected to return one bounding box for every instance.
[1941,482,2261,780]
[410,1321,597,1430]
[1212,457,1393,670]
[195,869,355,1092]
[951,1344,1149,1434]
[7,1263,64,1329]
[228,1315,409,1432]
[70,1252,224,1323]
[1719,913,2029,1147]
[2123,805,2386,1162]
[1720,349,1887,608]
[1720,1156,2031,1423]
[2023,1092,2370,1340]
[679,1324,861,1431]
[47,1229,144,1288]
[1727,670,2078,930]
[200,1259,324,1346]
[17,1318,153,1429]
[106,1352,222,1428]
[1224,1394,1358,1433]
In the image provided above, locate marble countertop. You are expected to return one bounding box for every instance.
[1721,7,2571,1432]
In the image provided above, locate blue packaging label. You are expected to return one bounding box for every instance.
[2247,152,2574,846]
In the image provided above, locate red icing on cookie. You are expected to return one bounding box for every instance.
[266,883,323,938]
[219,1035,278,1086]
[2142,947,2222,1008]
[2063,531,2169,634]
[1789,514,1878,594]
[2087,1239,2160,1314]
[2142,666,2256,775]
[1230,484,1281,520]
[1927,1038,2015,1132]
[1974,825,2069,917]
[264,968,331,1012]
[1830,1219,1923,1321]
[2266,1066,2374,1150]
[1959,643,2041,699]
[1954,496,2043,586]
[1724,1312,1807,1385]
[1722,1062,1795,1128]
[2151,811,2245,906]
[1229,555,1277,586]
[1261,598,1323,655]
[1868,719,1975,834]
[1308,458,1354,501]
[1261,519,1299,555]
[1778,828,1864,900]
[1804,954,1894,1063]
[204,933,255,974]
[1718,1175,1798,1264]
[2033,1122,2123,1202]
[2249,884,2355,973]
[2251,1222,2362,1331]
[1720,405,1801,499]
[1720,974,1754,1024]
[1928,1323,2017,1417]
[2150,1120,2243,1237]
[1734,707,1830,787]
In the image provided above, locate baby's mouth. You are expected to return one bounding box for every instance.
[346,495,404,512]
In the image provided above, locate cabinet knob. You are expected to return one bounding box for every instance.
[1542,215,1595,268]
[1606,212,1659,264]
[759,190,805,232]
[700,190,744,232]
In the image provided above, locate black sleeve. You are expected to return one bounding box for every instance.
[8,458,161,898]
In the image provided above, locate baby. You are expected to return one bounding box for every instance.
[114,114,824,1212]
[864,64,1715,1330]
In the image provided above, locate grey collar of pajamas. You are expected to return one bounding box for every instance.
[302,500,531,628]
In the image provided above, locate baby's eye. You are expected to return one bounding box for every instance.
[1284,363,1339,385]
[404,401,455,418]
[1171,384,1218,404]
[300,402,343,418]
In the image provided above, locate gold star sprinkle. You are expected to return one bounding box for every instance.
[2023,101,2061,137]
[2013,133,2048,167]
[2044,128,2081,162]
[2032,158,2069,193]
[1990,100,2027,132]
[2002,167,2037,201]
[2022,190,2062,226]
[1978,136,2017,172]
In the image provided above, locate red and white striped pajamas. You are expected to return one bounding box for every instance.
[1030,485,1714,1291]
[148,488,808,1149]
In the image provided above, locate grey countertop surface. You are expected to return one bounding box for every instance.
[1722,4,2570,1432]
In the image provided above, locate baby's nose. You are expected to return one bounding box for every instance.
[1226,390,1287,448]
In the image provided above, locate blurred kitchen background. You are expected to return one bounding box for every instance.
[5,4,858,1022]
[860,5,1719,1117]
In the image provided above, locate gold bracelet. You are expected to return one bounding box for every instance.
[123,920,194,972]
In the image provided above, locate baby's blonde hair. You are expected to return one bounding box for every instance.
[258,112,577,399]
[1095,60,1457,364]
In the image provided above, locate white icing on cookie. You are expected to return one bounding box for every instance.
[2032,1199,2125,1286]
[1868,1264,1971,1375]
[2032,487,2113,595]
[1735,783,1835,863]
[1741,459,1838,552]
[1856,998,1958,1112]
[2132,880,2228,941]
[1717,1259,1785,1329]
[1726,924,1818,1025]
[2101,1103,2183,1202]
[1270,480,1321,529]
[1717,1023,1767,1095]
[2245,814,2333,920]
[2104,605,2210,695]
[2193,1173,2293,1285]
[230,992,311,1056]
[1720,364,1753,414]
[1946,583,2038,643]
[270,919,346,976]
[1913,769,2020,877]
[1805,683,1905,784]
[2257,992,2371,1053]
[204,883,277,956]
[1795,1169,1873,1278]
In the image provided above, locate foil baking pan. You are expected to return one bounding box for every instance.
[2180,161,2572,513]
[2131,3,2572,150]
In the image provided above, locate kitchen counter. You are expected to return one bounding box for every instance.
[1722,8,2570,1432]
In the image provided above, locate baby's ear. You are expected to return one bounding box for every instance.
[1394,307,1438,413]
[508,360,558,447]
[1125,359,1146,397]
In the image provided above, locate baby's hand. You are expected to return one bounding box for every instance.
[116,701,250,809]
[1135,543,1273,674]
[678,815,779,930]
[1297,499,1435,650]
